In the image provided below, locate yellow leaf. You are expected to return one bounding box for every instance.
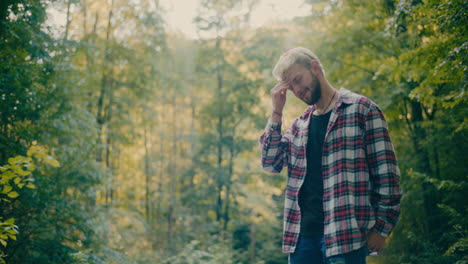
[11,165,31,176]
[26,184,35,189]
[27,145,42,157]
[2,185,12,194]
[207,210,216,220]
[45,157,60,167]
[7,192,19,198]
[8,156,26,165]
[0,239,6,247]
[26,147,35,157]
[25,163,36,172]
[1,171,15,181]
[14,177,21,185]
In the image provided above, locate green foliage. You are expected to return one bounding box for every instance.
[0,0,115,262]
[0,145,59,263]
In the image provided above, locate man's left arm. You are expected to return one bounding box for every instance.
[364,103,403,240]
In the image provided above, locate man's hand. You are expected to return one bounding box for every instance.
[367,231,386,254]
[270,81,289,122]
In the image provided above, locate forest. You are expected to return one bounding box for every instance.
[0,0,466,263]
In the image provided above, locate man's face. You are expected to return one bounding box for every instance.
[283,63,321,105]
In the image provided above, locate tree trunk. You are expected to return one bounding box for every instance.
[249,224,256,264]
[144,120,151,224]
[223,138,234,231]
[63,0,72,42]
[92,0,114,206]
[153,111,164,250]
[96,0,114,163]
[408,99,440,240]
[104,82,114,204]
[167,94,177,254]
[215,36,224,223]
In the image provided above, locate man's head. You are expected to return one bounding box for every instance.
[272,47,325,105]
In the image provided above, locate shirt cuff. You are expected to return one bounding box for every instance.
[265,118,282,133]
[370,217,393,238]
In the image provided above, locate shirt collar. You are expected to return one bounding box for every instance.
[304,88,354,114]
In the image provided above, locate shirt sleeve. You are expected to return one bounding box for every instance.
[258,117,293,173]
[364,104,403,237]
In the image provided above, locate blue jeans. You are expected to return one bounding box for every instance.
[288,234,368,264]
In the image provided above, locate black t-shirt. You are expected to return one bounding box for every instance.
[298,110,331,237]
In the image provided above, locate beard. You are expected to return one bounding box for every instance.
[302,73,321,105]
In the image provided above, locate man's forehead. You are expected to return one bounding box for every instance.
[282,64,304,81]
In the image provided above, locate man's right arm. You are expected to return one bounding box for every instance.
[259,114,296,173]
[260,81,291,173]
[259,118,290,173]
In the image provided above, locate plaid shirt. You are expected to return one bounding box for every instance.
[259,88,402,257]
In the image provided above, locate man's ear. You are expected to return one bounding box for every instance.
[310,60,322,77]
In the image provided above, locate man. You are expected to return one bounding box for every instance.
[259,47,402,264]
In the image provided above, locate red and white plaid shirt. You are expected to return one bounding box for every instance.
[259,88,402,257]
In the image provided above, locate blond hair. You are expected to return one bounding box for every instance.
[272,47,325,81]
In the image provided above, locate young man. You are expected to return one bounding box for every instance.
[259,47,402,264]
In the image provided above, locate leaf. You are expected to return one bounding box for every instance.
[8,156,25,165]
[27,145,43,157]
[0,239,6,247]
[1,186,12,194]
[7,192,19,198]
[25,163,36,172]
[26,147,35,157]
[26,184,35,189]
[27,146,47,159]
[11,165,31,176]
[0,171,15,182]
[45,157,60,167]
[14,177,21,185]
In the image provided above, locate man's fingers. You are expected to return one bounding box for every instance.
[271,84,284,93]
[271,82,289,94]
